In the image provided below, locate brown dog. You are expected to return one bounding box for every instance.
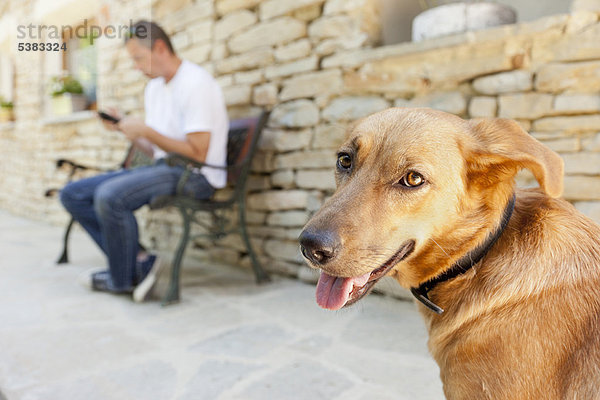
[299,108,600,399]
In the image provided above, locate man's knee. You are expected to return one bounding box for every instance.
[59,181,79,211]
[94,183,125,217]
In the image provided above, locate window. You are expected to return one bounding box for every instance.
[63,20,98,110]
[44,18,98,116]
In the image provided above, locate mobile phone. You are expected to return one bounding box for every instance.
[98,111,120,124]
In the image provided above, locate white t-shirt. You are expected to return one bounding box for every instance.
[144,60,229,189]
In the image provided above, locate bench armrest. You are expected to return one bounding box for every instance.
[165,153,233,196]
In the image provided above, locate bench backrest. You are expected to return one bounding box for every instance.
[226,111,269,197]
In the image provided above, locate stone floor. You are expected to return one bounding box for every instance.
[0,210,444,400]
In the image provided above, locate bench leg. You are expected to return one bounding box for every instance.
[239,197,271,284]
[161,208,192,306]
[57,218,75,264]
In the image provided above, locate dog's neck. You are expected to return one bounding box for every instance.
[411,193,517,314]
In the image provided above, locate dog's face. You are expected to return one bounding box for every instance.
[300,108,563,310]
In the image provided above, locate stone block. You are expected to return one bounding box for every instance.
[211,43,229,61]
[468,96,497,117]
[251,151,276,173]
[322,96,389,122]
[264,56,319,79]
[561,153,600,174]
[553,94,600,114]
[271,169,295,189]
[188,21,213,43]
[574,201,600,224]
[498,93,553,119]
[533,17,600,63]
[275,150,336,169]
[308,15,357,39]
[264,239,304,262]
[323,0,382,42]
[234,70,263,85]
[343,39,516,96]
[280,70,343,101]
[295,169,336,190]
[270,100,320,128]
[154,0,193,19]
[274,39,312,62]
[266,210,311,227]
[395,92,466,115]
[223,85,252,106]
[533,115,600,132]
[312,123,348,149]
[259,0,325,21]
[535,61,600,93]
[582,132,600,151]
[538,137,580,153]
[247,190,309,211]
[259,128,312,151]
[215,48,274,74]
[228,17,306,54]
[179,43,212,64]
[215,10,257,41]
[293,4,323,22]
[215,0,262,16]
[246,210,267,225]
[563,175,600,200]
[314,35,369,56]
[472,70,532,95]
[253,84,279,106]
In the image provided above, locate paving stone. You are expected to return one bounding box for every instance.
[178,360,263,400]
[191,324,292,358]
[239,360,355,400]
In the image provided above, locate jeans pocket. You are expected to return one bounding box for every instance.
[182,173,215,200]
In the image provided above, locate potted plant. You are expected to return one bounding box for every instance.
[412,0,517,42]
[49,75,87,116]
[0,98,14,123]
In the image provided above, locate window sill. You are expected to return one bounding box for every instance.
[42,110,97,126]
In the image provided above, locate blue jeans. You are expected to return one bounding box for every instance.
[60,159,215,290]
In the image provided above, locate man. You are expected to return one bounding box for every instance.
[60,20,228,301]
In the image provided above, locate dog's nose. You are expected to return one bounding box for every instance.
[299,229,340,265]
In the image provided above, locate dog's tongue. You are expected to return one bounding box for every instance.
[316,270,371,310]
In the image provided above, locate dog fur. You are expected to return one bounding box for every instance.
[300,108,600,399]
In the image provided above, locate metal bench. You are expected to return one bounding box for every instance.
[46,111,271,305]
[150,111,271,305]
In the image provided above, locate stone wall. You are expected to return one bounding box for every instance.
[1,1,600,283]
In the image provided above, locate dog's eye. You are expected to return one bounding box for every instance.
[337,153,352,170]
[400,171,425,187]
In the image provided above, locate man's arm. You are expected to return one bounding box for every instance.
[118,116,210,163]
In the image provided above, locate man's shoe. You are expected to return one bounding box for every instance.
[133,255,164,303]
[80,269,133,294]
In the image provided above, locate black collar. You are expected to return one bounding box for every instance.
[410,193,516,314]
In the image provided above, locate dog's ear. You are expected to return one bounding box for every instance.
[466,118,564,198]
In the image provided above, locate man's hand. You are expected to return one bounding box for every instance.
[117,116,149,141]
[99,108,123,131]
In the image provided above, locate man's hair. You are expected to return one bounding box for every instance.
[125,20,175,54]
